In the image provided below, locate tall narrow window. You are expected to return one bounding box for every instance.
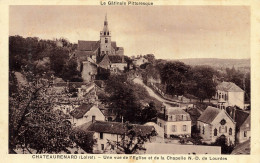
[105,38,108,43]
[92,116,96,123]
[100,132,103,139]
[183,125,187,131]
[202,126,205,134]
[214,128,218,136]
[172,125,176,132]
[229,128,232,135]
[244,131,247,137]
[101,144,104,150]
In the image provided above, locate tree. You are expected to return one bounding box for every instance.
[9,71,78,154]
[140,102,157,123]
[107,123,157,154]
[191,66,217,102]
[105,75,142,123]
[212,136,234,154]
[70,130,96,153]
[160,61,191,97]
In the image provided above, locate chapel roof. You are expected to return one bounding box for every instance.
[198,106,221,124]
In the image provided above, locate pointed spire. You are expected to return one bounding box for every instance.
[104,13,108,26]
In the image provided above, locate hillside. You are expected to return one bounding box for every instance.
[172,58,250,73]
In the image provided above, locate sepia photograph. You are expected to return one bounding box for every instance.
[8,5,251,155]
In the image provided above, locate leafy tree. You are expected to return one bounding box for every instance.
[107,123,157,154]
[160,61,191,97]
[211,136,234,154]
[143,54,155,63]
[191,66,217,102]
[70,130,96,153]
[61,57,82,82]
[9,71,79,154]
[49,48,69,77]
[105,75,142,123]
[140,102,157,123]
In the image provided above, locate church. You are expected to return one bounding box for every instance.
[75,14,127,82]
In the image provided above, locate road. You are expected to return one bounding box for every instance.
[133,78,178,108]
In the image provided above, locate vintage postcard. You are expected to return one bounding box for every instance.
[1,0,260,163]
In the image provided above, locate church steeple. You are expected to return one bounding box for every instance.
[100,14,112,55]
[101,14,110,36]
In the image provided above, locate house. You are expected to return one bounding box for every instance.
[197,106,236,145]
[157,107,192,138]
[70,104,105,126]
[76,121,156,154]
[215,81,245,109]
[226,107,250,144]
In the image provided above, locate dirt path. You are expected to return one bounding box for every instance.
[133,78,178,108]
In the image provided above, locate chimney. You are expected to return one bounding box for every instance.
[233,107,236,120]
[163,108,166,119]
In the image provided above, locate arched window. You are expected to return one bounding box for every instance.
[104,32,106,35]
[229,128,232,135]
[214,128,218,136]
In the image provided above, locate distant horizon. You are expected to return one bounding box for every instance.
[9,6,250,60]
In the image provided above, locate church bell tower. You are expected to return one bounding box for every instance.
[100,14,112,55]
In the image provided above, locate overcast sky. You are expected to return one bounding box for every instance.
[9,5,250,59]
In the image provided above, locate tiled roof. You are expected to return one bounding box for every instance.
[198,106,221,124]
[226,106,250,129]
[216,82,244,92]
[235,109,250,128]
[231,140,250,155]
[70,103,94,119]
[111,42,117,49]
[167,108,189,115]
[108,55,124,63]
[86,121,155,136]
[78,41,99,51]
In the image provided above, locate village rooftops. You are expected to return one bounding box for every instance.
[70,103,95,119]
[226,107,250,128]
[158,108,191,121]
[217,81,244,92]
[78,121,155,136]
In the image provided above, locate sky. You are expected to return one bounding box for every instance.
[9,5,250,59]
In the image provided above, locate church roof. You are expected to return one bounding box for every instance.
[78,41,99,51]
[198,106,221,124]
[108,55,124,63]
[111,41,117,49]
[217,82,244,92]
